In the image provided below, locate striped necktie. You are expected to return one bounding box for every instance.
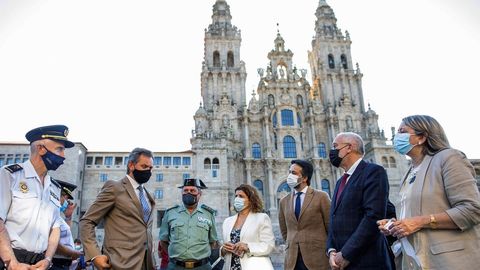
[138,185,150,223]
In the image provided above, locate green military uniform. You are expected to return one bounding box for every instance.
[160,204,218,270]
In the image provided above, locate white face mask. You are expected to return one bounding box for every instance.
[233,197,246,212]
[287,173,300,189]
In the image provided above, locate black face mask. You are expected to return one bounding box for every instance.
[41,146,65,171]
[182,193,198,206]
[132,169,152,184]
[329,144,349,168]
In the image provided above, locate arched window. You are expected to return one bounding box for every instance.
[268,94,275,108]
[253,179,264,195]
[296,95,303,107]
[281,109,294,126]
[204,158,211,170]
[297,112,302,127]
[252,143,261,159]
[381,156,389,168]
[283,136,297,158]
[341,54,348,69]
[321,179,331,197]
[328,54,335,69]
[277,182,291,193]
[318,143,327,158]
[212,158,220,169]
[213,51,220,67]
[227,51,234,67]
[272,113,278,128]
[389,157,397,168]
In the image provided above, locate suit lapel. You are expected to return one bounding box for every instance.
[122,177,144,224]
[240,212,254,240]
[288,192,297,222]
[299,187,314,220]
[410,154,433,217]
[145,188,155,223]
[333,160,366,212]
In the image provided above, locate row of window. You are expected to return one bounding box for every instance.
[86,156,191,166]
[0,153,29,167]
[327,54,348,69]
[212,50,234,67]
[99,172,191,183]
[251,141,329,159]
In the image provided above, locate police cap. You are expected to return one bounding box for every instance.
[55,179,77,200]
[25,125,74,148]
[179,178,207,189]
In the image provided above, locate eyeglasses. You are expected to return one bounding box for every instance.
[331,143,350,150]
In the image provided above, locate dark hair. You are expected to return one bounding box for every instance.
[74,238,81,244]
[126,147,153,173]
[235,184,264,213]
[291,159,313,185]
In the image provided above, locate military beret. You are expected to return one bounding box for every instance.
[54,179,77,200]
[25,125,74,148]
[179,178,208,189]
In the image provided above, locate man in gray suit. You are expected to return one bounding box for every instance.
[80,148,156,270]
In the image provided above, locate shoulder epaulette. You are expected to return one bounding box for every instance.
[201,204,217,216]
[50,178,61,189]
[4,164,23,173]
[166,205,180,212]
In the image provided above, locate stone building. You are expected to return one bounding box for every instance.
[3,0,478,267]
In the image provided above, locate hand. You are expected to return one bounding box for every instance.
[92,255,111,270]
[333,252,350,270]
[377,218,395,236]
[70,250,82,260]
[388,216,426,238]
[30,258,50,270]
[233,242,249,257]
[222,242,235,254]
[328,251,340,270]
[6,260,30,270]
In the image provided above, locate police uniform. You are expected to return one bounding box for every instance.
[159,179,218,270]
[51,180,78,270]
[0,161,62,261]
[0,125,74,268]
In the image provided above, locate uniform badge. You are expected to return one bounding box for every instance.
[19,181,29,193]
[64,128,69,137]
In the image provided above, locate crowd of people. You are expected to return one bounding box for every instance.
[1,115,479,270]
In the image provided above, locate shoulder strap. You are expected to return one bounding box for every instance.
[201,204,217,216]
[4,164,23,173]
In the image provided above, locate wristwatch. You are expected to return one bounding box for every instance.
[45,256,53,269]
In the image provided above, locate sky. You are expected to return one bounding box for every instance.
[0,0,479,158]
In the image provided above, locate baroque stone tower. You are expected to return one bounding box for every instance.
[191,0,408,239]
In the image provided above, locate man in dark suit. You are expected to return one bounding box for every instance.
[327,132,393,270]
[80,147,156,270]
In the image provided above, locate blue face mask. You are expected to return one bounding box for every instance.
[393,133,414,155]
[41,146,65,171]
[233,197,246,212]
[60,200,68,213]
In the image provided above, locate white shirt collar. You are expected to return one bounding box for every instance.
[345,157,363,177]
[126,174,141,190]
[294,185,308,195]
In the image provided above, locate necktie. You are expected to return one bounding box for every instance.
[335,173,349,204]
[295,191,303,220]
[138,185,150,223]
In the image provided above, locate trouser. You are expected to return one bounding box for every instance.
[51,257,73,270]
[294,247,309,270]
[0,248,45,269]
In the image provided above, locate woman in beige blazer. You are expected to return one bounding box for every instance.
[378,115,480,269]
[221,184,275,270]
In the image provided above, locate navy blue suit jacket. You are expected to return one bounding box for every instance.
[327,160,393,269]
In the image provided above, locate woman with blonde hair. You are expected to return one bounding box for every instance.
[221,184,274,270]
[378,115,480,269]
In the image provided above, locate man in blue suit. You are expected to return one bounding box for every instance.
[327,132,393,270]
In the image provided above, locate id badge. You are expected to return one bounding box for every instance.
[50,189,61,208]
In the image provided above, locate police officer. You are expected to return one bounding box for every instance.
[51,180,82,270]
[0,125,75,270]
[159,179,218,270]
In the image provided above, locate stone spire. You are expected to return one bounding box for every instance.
[314,0,340,39]
[211,0,232,28]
